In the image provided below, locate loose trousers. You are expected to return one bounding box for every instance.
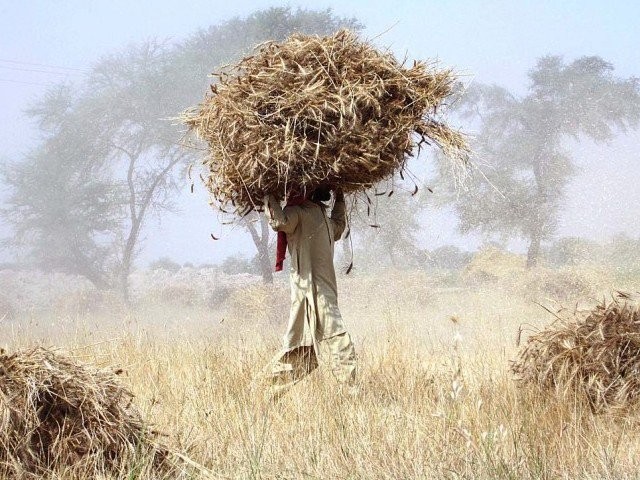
[263,332,356,400]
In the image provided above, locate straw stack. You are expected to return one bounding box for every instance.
[512,295,640,412]
[0,347,168,477]
[183,29,467,214]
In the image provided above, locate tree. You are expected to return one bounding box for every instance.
[440,56,640,266]
[241,213,275,282]
[149,257,182,273]
[2,149,118,289]
[221,254,254,275]
[2,7,362,298]
[89,41,193,301]
[426,245,472,270]
[2,85,121,289]
[605,233,640,269]
[173,7,362,281]
[348,188,424,270]
[3,44,191,302]
[545,236,602,266]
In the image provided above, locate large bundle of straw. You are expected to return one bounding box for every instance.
[0,347,167,477]
[512,295,640,412]
[183,29,467,214]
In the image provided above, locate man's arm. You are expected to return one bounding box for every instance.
[330,189,346,240]
[263,195,300,234]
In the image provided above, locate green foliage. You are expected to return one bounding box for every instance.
[221,254,254,275]
[440,56,640,266]
[148,257,182,273]
[2,87,121,287]
[545,236,602,266]
[2,7,362,292]
[426,245,472,270]
[605,233,640,269]
[545,234,640,272]
[349,190,424,269]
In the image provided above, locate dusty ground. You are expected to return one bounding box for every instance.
[2,268,638,479]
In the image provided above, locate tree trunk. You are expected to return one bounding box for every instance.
[119,229,138,305]
[256,242,274,283]
[244,214,274,284]
[528,154,550,269]
[526,229,542,268]
[119,264,131,304]
[113,145,183,305]
[75,261,111,292]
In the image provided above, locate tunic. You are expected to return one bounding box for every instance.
[264,195,347,351]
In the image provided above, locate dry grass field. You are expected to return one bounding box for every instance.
[2,266,639,479]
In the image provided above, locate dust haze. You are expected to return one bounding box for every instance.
[1,4,638,318]
[1,3,640,478]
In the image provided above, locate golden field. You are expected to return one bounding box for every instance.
[1,265,639,479]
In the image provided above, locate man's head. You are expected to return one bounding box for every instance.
[310,187,331,204]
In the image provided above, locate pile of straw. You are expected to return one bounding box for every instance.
[0,347,167,477]
[512,295,640,412]
[183,29,467,214]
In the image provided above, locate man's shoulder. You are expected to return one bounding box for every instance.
[289,200,316,210]
[282,203,305,214]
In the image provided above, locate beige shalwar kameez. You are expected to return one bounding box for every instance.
[262,194,356,395]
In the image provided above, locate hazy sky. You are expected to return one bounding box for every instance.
[1,1,639,265]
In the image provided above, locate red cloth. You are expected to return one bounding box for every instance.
[274,195,306,272]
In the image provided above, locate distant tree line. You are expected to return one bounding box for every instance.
[326,55,640,272]
[2,6,639,302]
[438,56,640,266]
[1,7,360,302]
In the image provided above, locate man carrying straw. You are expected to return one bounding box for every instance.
[262,187,356,399]
[182,29,468,398]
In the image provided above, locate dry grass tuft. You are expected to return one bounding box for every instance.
[227,282,290,325]
[182,29,468,213]
[4,275,640,478]
[512,295,640,412]
[515,266,611,302]
[0,347,169,478]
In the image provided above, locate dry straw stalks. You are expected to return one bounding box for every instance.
[182,29,468,215]
[512,294,640,413]
[0,347,170,478]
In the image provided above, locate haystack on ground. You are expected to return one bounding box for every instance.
[0,347,168,478]
[512,295,640,412]
[463,246,526,282]
[182,29,467,214]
